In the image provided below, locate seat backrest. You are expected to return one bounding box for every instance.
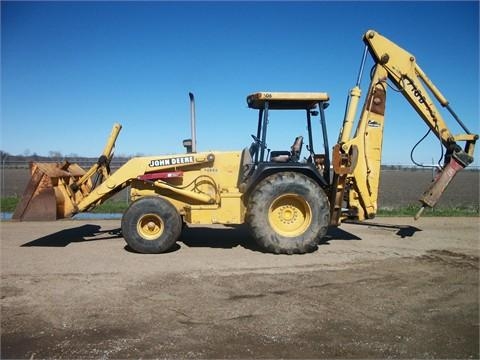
[238,147,254,186]
[290,136,303,161]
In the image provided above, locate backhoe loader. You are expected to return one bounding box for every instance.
[13,30,477,254]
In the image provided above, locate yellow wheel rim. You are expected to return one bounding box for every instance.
[268,193,312,237]
[137,214,164,240]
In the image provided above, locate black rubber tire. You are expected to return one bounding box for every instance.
[121,196,182,254]
[246,172,330,254]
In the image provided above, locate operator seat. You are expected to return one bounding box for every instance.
[270,136,303,163]
[238,147,254,185]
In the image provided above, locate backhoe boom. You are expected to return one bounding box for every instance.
[331,30,478,224]
[363,30,477,158]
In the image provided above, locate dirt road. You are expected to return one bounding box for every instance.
[1,217,479,359]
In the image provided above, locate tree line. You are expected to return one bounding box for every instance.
[0,150,132,168]
[1,150,478,171]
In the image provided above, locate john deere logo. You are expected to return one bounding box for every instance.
[149,156,194,167]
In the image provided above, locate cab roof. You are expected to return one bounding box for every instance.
[247,92,330,110]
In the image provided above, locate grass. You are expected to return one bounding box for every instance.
[0,196,129,213]
[377,204,479,217]
[91,200,129,213]
[2,196,478,217]
[0,197,20,212]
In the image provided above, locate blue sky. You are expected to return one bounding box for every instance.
[1,1,479,166]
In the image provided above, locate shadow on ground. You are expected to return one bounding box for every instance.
[180,224,364,253]
[344,220,422,238]
[20,220,420,251]
[21,225,122,247]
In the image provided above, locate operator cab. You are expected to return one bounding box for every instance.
[241,92,331,187]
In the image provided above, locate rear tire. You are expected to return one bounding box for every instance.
[121,196,182,254]
[246,172,330,254]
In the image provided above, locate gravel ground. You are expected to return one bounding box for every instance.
[1,217,478,359]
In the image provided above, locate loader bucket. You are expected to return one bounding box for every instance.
[12,162,87,221]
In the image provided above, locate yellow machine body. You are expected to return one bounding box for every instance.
[13,142,247,225]
[128,151,245,225]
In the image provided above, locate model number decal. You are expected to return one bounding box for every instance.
[406,79,425,104]
[149,156,194,167]
[405,76,437,119]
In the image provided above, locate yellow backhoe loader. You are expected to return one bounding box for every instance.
[13,30,477,254]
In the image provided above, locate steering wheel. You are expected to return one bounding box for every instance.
[251,134,267,149]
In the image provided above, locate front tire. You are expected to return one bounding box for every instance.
[121,196,182,254]
[246,172,330,254]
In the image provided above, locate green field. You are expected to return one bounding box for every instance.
[2,196,478,217]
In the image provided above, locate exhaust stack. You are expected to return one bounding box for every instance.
[189,92,197,153]
[183,92,197,153]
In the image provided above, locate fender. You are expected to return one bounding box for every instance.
[240,162,328,198]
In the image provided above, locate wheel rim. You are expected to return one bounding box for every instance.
[137,213,164,240]
[268,193,312,237]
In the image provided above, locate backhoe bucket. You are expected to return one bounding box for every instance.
[12,162,87,221]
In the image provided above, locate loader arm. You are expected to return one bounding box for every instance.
[331,30,478,224]
[13,121,219,221]
[72,123,122,192]
[75,155,216,213]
